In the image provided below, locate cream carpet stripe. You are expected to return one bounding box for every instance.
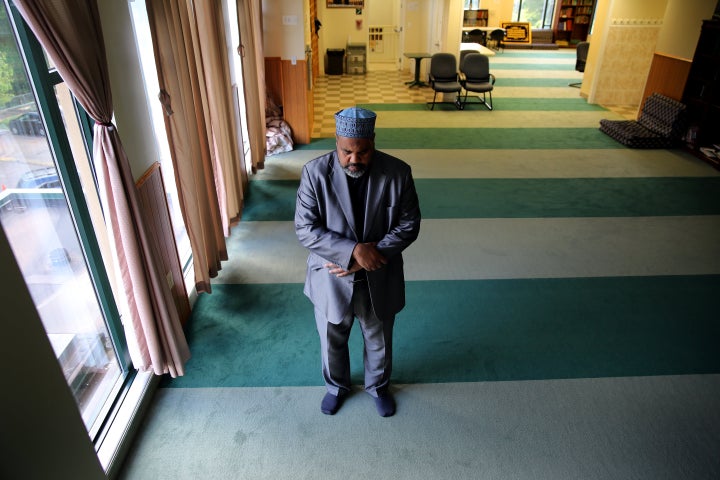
[400,149,717,179]
[492,69,583,78]
[374,110,620,129]
[490,57,575,65]
[405,217,720,281]
[119,376,720,480]
[257,149,717,180]
[213,216,720,284]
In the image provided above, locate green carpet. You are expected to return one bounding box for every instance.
[298,128,623,149]
[242,177,720,221]
[359,98,608,111]
[165,275,720,388]
[495,78,588,87]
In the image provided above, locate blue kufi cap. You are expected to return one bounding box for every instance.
[335,107,376,138]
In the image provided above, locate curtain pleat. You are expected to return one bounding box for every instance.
[192,0,246,233]
[14,0,190,377]
[145,0,229,293]
[237,0,266,172]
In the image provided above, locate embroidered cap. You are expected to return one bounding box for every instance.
[335,107,376,138]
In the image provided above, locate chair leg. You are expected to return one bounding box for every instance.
[430,90,437,110]
[569,81,581,88]
[458,91,467,110]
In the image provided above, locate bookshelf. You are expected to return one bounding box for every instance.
[463,9,488,28]
[682,19,720,170]
[553,0,595,46]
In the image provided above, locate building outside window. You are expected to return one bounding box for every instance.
[0,1,131,442]
[513,0,557,29]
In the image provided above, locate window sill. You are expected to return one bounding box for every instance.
[96,370,160,479]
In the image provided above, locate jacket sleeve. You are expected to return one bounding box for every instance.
[295,163,357,270]
[375,166,421,258]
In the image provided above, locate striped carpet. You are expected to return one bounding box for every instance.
[119,50,720,480]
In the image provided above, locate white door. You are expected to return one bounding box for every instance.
[430,0,445,54]
[366,0,404,71]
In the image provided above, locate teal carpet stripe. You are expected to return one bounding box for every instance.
[359,98,607,111]
[164,275,720,388]
[243,177,720,221]
[299,127,623,149]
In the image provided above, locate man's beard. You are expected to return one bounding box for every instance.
[343,163,366,178]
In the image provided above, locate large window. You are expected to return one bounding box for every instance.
[0,2,130,441]
[513,0,556,29]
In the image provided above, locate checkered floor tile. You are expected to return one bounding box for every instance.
[312,70,436,137]
[311,68,639,137]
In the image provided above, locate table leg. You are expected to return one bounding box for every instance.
[405,57,428,88]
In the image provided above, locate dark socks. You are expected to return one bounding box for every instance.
[374,392,396,417]
[321,392,345,415]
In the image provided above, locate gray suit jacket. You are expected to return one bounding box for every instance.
[295,149,421,324]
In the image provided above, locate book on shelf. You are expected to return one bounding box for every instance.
[558,19,573,30]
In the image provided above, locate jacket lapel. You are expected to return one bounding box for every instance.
[329,152,358,240]
[364,154,388,239]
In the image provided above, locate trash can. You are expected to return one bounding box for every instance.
[326,48,345,75]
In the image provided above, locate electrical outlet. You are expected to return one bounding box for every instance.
[282,15,297,26]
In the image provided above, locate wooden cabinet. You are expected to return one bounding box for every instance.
[264,56,313,144]
[553,0,595,46]
[682,19,720,169]
[463,9,488,28]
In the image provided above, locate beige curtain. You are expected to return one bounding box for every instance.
[146,0,237,292]
[14,0,190,377]
[237,0,266,172]
[190,1,246,233]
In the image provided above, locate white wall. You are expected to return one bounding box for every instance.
[98,0,158,179]
[317,1,369,74]
[263,0,307,60]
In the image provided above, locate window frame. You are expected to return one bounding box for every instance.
[5,0,133,440]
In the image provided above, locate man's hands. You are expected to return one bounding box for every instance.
[324,242,387,278]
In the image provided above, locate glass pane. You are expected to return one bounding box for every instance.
[516,0,556,29]
[0,10,122,435]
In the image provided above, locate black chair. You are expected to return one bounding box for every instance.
[466,28,487,46]
[427,53,462,110]
[488,29,505,52]
[459,53,495,110]
[459,49,477,66]
[570,41,589,88]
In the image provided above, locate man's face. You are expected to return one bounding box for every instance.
[336,135,375,178]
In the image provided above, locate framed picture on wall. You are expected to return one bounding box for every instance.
[501,22,532,44]
[327,0,364,7]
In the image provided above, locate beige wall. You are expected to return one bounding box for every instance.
[482,0,514,26]
[584,0,716,106]
[263,0,307,60]
[656,0,718,58]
